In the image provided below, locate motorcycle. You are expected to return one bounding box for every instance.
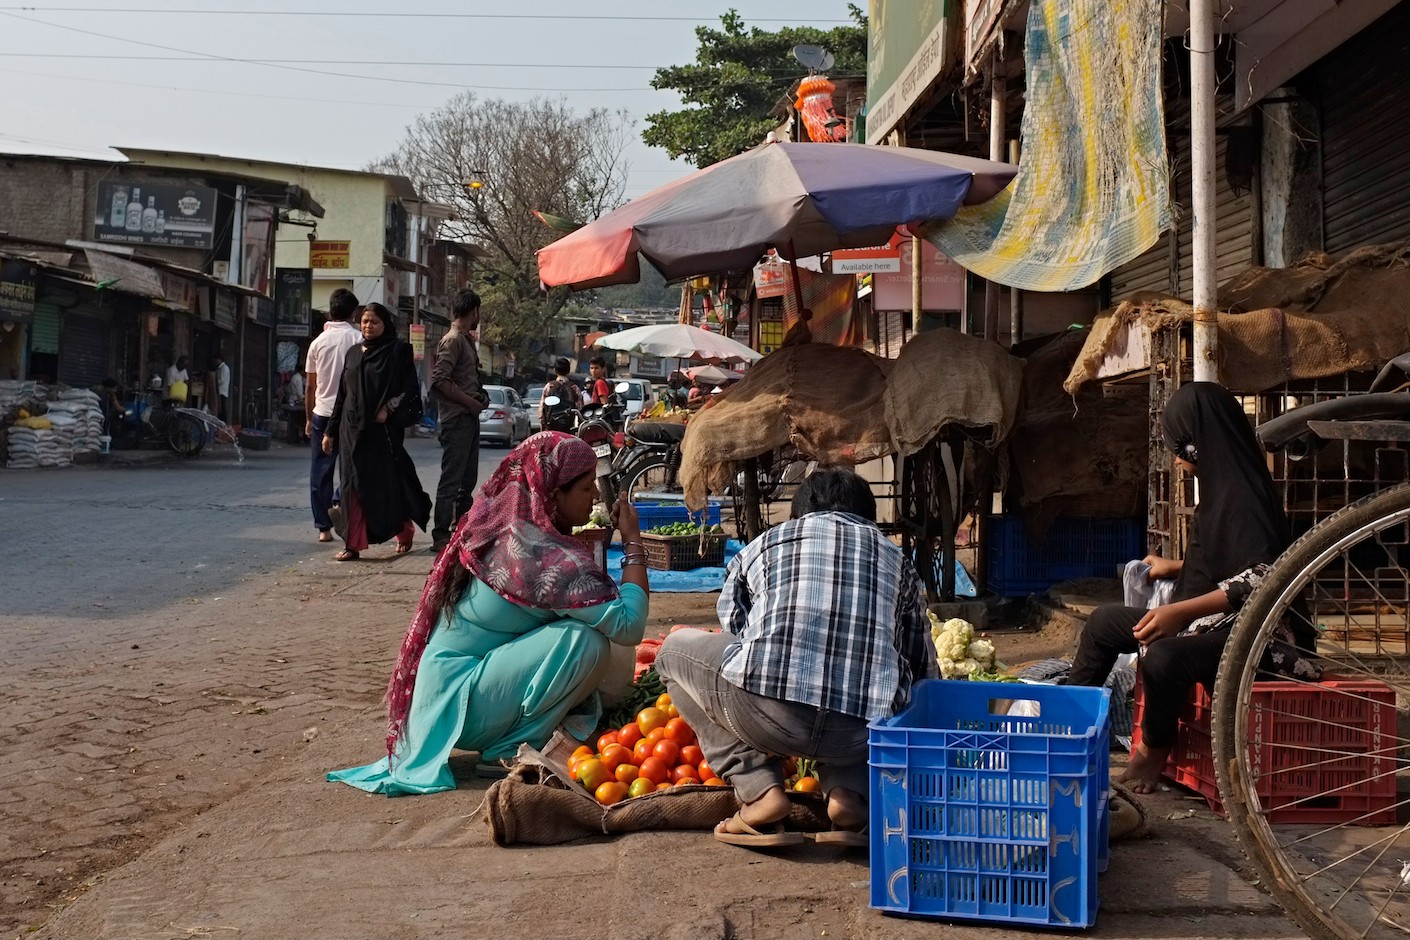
[579,382,633,505]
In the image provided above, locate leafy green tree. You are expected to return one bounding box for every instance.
[643,6,867,168]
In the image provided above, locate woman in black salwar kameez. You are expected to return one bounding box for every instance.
[323,303,431,561]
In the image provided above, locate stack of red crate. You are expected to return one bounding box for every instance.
[1132,673,1397,825]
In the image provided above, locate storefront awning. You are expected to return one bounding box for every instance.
[83,249,166,299]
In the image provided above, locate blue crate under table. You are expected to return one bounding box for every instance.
[869,680,1111,929]
[634,500,722,531]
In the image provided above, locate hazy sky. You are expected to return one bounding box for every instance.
[0,1,859,199]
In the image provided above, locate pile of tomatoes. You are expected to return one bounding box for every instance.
[569,693,727,805]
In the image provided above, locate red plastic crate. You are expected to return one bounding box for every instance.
[1132,673,1397,825]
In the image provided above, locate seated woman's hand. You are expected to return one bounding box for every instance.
[1132,604,1190,644]
[613,491,640,541]
[1142,554,1182,582]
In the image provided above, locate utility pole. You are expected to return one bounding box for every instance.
[1190,0,1219,382]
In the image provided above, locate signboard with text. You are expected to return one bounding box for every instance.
[274,268,313,338]
[873,237,965,312]
[409,323,426,361]
[309,240,351,269]
[94,180,219,250]
[0,259,37,323]
[832,241,902,274]
[866,0,953,141]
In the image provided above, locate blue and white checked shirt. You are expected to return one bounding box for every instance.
[717,511,937,721]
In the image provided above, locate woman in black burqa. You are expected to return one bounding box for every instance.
[323,302,431,561]
[1066,382,1298,792]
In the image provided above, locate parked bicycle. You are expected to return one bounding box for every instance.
[111,376,209,457]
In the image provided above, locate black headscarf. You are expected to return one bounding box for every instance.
[357,302,400,424]
[1162,382,1289,600]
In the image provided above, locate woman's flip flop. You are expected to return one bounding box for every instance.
[811,826,868,847]
[713,812,805,848]
[334,549,360,562]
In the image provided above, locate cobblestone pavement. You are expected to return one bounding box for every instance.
[0,440,504,937]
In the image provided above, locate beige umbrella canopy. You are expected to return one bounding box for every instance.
[592,323,762,363]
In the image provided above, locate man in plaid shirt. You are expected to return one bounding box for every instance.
[655,468,936,848]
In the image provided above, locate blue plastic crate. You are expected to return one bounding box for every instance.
[634,500,722,531]
[869,680,1111,929]
[987,515,1145,596]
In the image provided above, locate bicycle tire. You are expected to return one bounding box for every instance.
[167,411,206,458]
[1213,482,1410,940]
[618,455,676,504]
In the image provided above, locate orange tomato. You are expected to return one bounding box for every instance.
[671,763,700,784]
[595,781,629,805]
[628,777,654,799]
[664,717,695,746]
[576,758,612,791]
[636,706,667,735]
[638,756,670,785]
[597,730,619,753]
[615,763,639,785]
[679,744,704,767]
[656,781,673,791]
[702,777,726,787]
[697,758,715,781]
[632,739,654,765]
[600,743,632,772]
[655,692,673,710]
[793,776,821,793]
[645,727,667,747]
[616,722,643,749]
[652,739,680,767]
[664,704,680,720]
[571,745,594,762]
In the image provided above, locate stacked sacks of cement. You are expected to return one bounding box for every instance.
[47,388,104,455]
[6,425,72,469]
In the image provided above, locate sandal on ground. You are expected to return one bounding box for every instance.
[394,542,413,555]
[811,825,869,847]
[317,530,333,543]
[334,549,360,561]
[713,812,805,848]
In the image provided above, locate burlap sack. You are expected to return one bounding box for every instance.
[484,745,829,846]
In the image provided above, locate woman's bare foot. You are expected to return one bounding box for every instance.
[1116,742,1171,794]
[826,786,867,831]
[716,785,792,835]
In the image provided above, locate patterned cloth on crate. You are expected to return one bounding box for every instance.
[1017,658,1137,748]
[382,432,619,758]
[716,511,936,721]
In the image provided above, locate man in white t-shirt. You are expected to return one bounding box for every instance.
[214,353,231,422]
[303,289,363,543]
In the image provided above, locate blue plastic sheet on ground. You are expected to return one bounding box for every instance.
[606,540,743,592]
[948,556,978,598]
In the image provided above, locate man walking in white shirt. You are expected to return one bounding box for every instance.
[303,289,363,542]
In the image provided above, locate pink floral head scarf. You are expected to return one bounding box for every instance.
[382,431,617,758]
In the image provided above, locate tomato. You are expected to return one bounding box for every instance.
[656,781,673,791]
[628,777,654,799]
[576,758,612,791]
[696,758,714,781]
[636,706,667,735]
[595,781,629,805]
[638,756,670,785]
[671,763,700,784]
[616,722,643,749]
[632,738,654,765]
[793,776,821,793]
[783,757,799,776]
[663,704,680,720]
[600,743,631,772]
[615,762,639,785]
[597,730,619,753]
[679,744,704,767]
[652,739,680,767]
[663,717,695,746]
[702,777,726,787]
[645,727,667,747]
[572,745,594,762]
[655,692,673,710]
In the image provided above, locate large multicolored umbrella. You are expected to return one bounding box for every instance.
[536,140,1016,290]
[591,323,761,362]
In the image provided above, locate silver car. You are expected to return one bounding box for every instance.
[524,385,545,432]
[479,385,531,446]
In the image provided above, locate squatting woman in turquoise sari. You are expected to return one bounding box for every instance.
[328,432,649,795]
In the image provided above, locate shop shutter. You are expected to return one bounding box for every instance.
[241,320,271,407]
[30,301,60,355]
[1316,7,1410,255]
[58,309,112,388]
[1107,99,1254,301]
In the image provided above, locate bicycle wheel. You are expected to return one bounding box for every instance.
[1213,483,1410,940]
[167,412,206,458]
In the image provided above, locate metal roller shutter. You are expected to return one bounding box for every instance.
[58,307,112,388]
[1316,7,1410,255]
[241,320,270,403]
[30,301,60,355]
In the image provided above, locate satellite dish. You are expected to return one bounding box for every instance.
[793,43,831,71]
[818,51,835,71]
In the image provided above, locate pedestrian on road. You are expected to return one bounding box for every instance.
[303,289,362,543]
[327,432,649,796]
[429,288,490,554]
[655,468,936,848]
[322,303,430,561]
[1064,382,1312,793]
[586,355,611,406]
[213,353,231,423]
[540,357,580,433]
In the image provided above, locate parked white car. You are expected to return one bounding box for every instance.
[524,385,545,432]
[479,385,531,446]
[619,378,655,419]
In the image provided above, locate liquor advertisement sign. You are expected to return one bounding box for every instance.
[94,180,219,250]
[274,267,313,338]
[0,259,37,323]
